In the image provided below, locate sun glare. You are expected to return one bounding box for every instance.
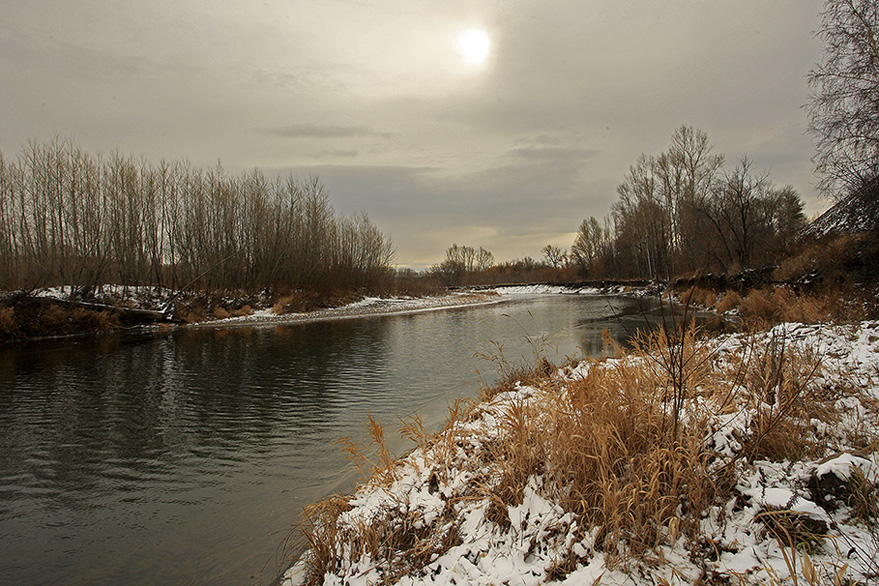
[456,28,490,65]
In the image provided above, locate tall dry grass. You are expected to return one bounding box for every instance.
[680,285,720,309]
[295,322,855,584]
[712,285,872,325]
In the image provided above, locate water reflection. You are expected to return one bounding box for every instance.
[0,293,700,586]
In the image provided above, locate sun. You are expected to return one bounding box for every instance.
[456,28,490,65]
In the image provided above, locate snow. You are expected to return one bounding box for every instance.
[490,284,661,297]
[492,284,602,296]
[30,283,178,307]
[283,320,879,586]
[11,285,511,328]
[815,452,876,482]
[196,291,507,327]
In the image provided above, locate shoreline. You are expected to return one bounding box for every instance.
[0,283,731,346]
[2,280,744,344]
[0,289,511,344]
[186,292,508,330]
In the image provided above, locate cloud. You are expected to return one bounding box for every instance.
[318,149,360,159]
[508,146,600,162]
[264,124,392,139]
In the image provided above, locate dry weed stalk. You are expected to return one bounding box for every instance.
[631,322,717,444]
[760,535,851,586]
[728,330,825,462]
[336,414,399,483]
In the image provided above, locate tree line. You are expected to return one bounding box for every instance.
[0,138,395,295]
[571,126,806,280]
[429,243,581,286]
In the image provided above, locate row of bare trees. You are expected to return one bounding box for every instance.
[0,138,395,294]
[430,244,495,286]
[572,126,806,280]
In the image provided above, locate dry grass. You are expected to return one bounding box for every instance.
[716,290,742,314]
[680,286,720,309]
[36,304,120,335]
[295,321,863,584]
[272,290,325,315]
[732,331,826,461]
[845,468,879,525]
[299,494,461,586]
[0,298,122,340]
[774,232,875,290]
[712,286,868,326]
[337,414,401,484]
[761,545,851,586]
[739,289,776,323]
[230,304,252,317]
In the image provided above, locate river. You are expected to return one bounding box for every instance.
[0,293,681,586]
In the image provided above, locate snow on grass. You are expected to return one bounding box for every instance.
[285,321,879,586]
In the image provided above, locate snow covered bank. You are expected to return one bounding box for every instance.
[491,284,602,296]
[285,321,879,586]
[193,291,506,328]
[5,287,508,336]
[490,284,658,297]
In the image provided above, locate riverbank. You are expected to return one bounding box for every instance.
[0,287,506,342]
[285,318,879,586]
[190,291,506,329]
[0,281,676,343]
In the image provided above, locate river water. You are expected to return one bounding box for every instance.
[0,293,678,586]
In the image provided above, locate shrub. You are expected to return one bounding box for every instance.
[230,304,252,317]
[272,291,322,314]
[740,289,776,322]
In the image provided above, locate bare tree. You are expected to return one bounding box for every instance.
[475,247,494,271]
[572,128,806,278]
[571,217,608,277]
[698,158,804,270]
[613,155,669,279]
[541,244,565,268]
[808,0,879,203]
[431,244,494,286]
[658,126,724,271]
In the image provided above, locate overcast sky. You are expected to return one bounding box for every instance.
[1,0,827,269]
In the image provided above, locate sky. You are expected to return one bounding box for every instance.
[1,0,827,270]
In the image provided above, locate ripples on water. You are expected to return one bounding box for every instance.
[0,294,681,586]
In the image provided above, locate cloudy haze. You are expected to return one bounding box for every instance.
[1,0,826,269]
